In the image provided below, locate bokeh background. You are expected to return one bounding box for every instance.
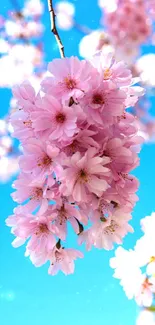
[0,0,155,324]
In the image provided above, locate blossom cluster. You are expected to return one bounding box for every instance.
[110,212,155,308]
[76,0,155,142]
[101,0,153,60]
[0,0,44,87]
[0,0,45,182]
[6,51,144,275]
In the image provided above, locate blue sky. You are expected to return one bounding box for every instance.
[0,0,155,324]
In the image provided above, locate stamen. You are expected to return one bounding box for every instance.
[56,112,66,123]
[92,93,105,105]
[64,77,77,90]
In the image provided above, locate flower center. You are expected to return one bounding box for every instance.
[64,77,77,90]
[56,112,66,124]
[55,250,63,262]
[31,187,43,200]
[58,206,67,225]
[142,277,152,292]
[104,220,118,234]
[23,119,32,128]
[103,68,112,80]
[35,223,49,235]
[37,154,52,167]
[150,256,155,263]
[92,93,104,105]
[79,169,89,182]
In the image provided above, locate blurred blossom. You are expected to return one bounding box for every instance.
[98,0,117,12]
[0,39,9,53]
[79,30,114,58]
[0,156,19,182]
[0,44,43,87]
[137,310,155,325]
[5,19,43,39]
[136,54,155,88]
[22,0,44,17]
[111,212,155,308]
[0,119,7,135]
[55,1,75,30]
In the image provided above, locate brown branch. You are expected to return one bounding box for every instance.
[47,0,65,58]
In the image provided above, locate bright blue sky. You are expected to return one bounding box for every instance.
[0,1,155,324]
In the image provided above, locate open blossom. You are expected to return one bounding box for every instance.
[48,247,83,275]
[60,148,110,202]
[7,50,143,275]
[79,80,126,126]
[19,138,60,182]
[6,213,57,263]
[11,173,49,214]
[48,201,88,240]
[41,56,93,100]
[32,95,78,141]
[12,81,37,110]
[91,51,132,87]
[79,210,133,250]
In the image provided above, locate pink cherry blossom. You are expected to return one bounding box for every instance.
[7,49,143,275]
[60,147,110,202]
[41,56,93,100]
[55,1,75,30]
[6,212,57,256]
[19,138,60,182]
[48,201,88,240]
[79,80,126,126]
[31,94,78,141]
[11,173,49,214]
[91,51,132,87]
[48,246,83,275]
[12,81,36,111]
[79,210,133,250]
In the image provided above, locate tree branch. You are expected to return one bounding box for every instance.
[47,0,65,58]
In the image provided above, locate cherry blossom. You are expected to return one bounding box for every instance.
[48,246,83,276]
[110,212,155,307]
[6,48,144,275]
[55,1,75,30]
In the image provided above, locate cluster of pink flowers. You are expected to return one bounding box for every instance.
[110,212,155,308]
[0,0,45,182]
[0,0,44,87]
[102,0,152,58]
[6,51,144,275]
[77,1,155,142]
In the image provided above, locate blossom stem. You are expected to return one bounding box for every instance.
[76,219,84,235]
[47,0,65,58]
[56,239,61,249]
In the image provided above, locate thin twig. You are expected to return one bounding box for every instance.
[47,0,65,58]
